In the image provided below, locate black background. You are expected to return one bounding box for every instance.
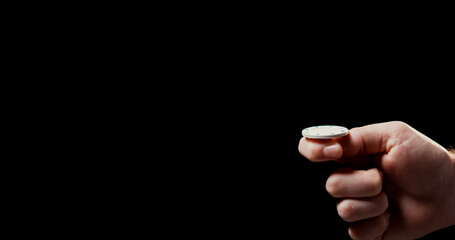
[10,3,454,239]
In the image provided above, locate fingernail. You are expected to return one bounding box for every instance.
[323,144,341,158]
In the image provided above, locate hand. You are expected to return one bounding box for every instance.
[298,121,455,240]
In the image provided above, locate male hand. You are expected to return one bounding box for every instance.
[298,121,455,240]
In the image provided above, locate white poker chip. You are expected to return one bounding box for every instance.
[302,125,349,139]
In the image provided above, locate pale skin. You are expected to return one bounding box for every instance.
[298,121,455,240]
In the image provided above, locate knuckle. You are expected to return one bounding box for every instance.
[326,176,342,197]
[337,200,356,222]
[390,121,410,131]
[379,192,389,210]
[379,214,388,228]
[348,223,371,240]
[370,171,383,195]
[348,225,366,240]
[348,213,390,240]
[374,214,389,237]
[326,168,352,197]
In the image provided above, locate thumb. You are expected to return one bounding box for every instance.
[337,121,406,158]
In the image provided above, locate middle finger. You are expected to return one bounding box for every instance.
[326,167,383,198]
